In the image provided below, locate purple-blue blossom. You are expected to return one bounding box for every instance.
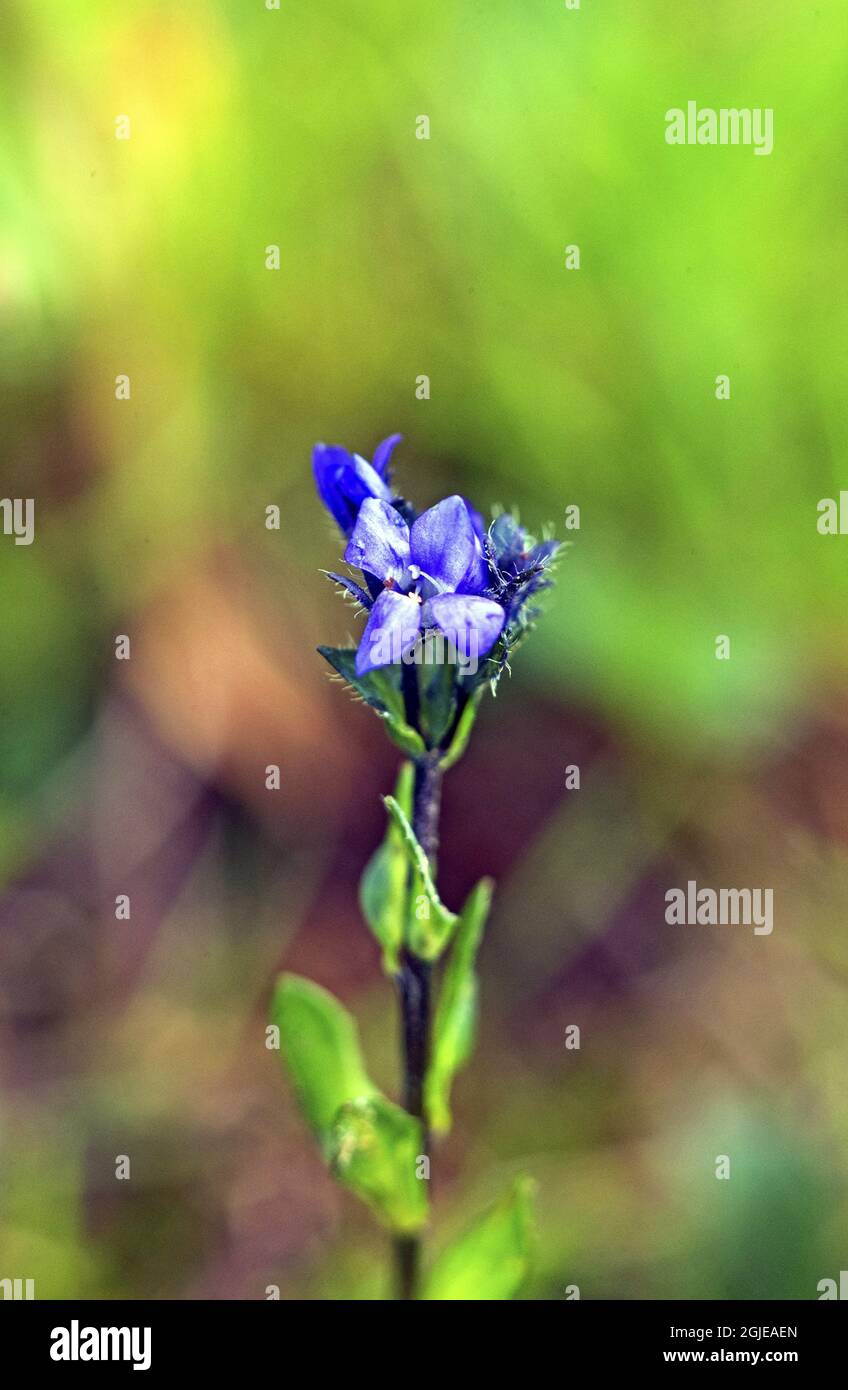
[345,496,506,675]
[313,435,561,687]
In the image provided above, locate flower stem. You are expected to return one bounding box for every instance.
[394,752,442,1300]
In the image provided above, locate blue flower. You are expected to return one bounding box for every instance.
[344,496,506,675]
[313,434,403,535]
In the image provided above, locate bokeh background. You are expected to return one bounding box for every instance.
[2,0,848,1299]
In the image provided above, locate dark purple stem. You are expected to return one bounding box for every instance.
[394,752,442,1300]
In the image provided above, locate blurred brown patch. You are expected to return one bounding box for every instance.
[125,555,356,835]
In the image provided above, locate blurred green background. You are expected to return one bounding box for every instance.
[2,0,848,1298]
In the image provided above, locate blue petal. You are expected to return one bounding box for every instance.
[456,533,490,596]
[454,500,490,593]
[426,592,505,661]
[463,499,486,542]
[312,444,356,532]
[349,454,392,504]
[356,589,422,675]
[312,444,392,535]
[344,499,411,583]
[409,495,478,592]
[371,433,403,480]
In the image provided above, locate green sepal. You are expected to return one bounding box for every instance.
[359,762,414,974]
[422,1176,536,1300]
[329,1095,429,1234]
[417,649,456,749]
[317,647,426,755]
[382,793,458,961]
[271,974,376,1155]
[381,712,427,758]
[439,692,480,770]
[425,877,493,1135]
[316,644,398,719]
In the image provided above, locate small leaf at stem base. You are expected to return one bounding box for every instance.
[382,793,458,960]
[360,762,414,974]
[422,1176,536,1300]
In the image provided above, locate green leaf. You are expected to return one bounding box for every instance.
[271,974,376,1154]
[439,691,480,770]
[382,793,458,961]
[318,647,426,756]
[423,1176,536,1300]
[359,762,414,974]
[425,877,493,1135]
[329,1096,428,1234]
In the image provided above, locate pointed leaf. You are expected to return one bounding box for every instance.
[423,1176,536,1300]
[271,974,376,1154]
[425,877,493,1135]
[360,762,414,974]
[329,1096,428,1234]
[382,794,458,960]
